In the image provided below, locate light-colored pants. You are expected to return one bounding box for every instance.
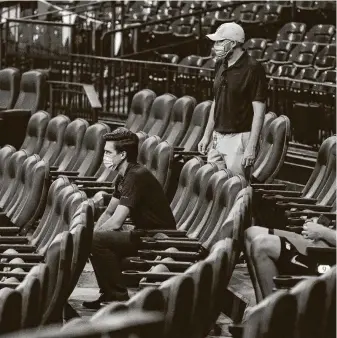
[207,131,250,177]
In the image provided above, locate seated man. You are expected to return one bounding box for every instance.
[83,128,176,309]
[244,220,336,302]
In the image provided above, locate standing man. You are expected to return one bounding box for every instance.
[83,128,176,309]
[198,22,268,179]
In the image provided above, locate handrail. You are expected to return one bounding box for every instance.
[5,17,75,27]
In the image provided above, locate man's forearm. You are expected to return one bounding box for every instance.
[248,101,266,150]
[95,211,111,229]
[321,227,336,247]
[203,101,215,140]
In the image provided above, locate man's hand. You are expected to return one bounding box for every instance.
[198,136,211,154]
[242,146,257,168]
[302,222,327,241]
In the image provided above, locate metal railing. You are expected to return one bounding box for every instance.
[49,80,102,123]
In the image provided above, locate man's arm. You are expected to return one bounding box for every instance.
[98,205,130,232]
[302,222,336,247]
[321,227,336,247]
[95,196,120,229]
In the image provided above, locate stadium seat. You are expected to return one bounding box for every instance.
[276,22,307,42]
[304,24,336,44]
[111,89,156,132]
[161,96,196,146]
[0,70,47,148]
[19,111,51,156]
[243,38,268,61]
[51,118,89,172]
[0,146,16,188]
[0,288,22,334]
[51,122,110,178]
[176,100,212,152]
[142,94,177,137]
[268,40,294,64]
[252,115,291,184]
[314,44,336,71]
[138,135,161,169]
[38,115,70,165]
[288,42,319,68]
[0,68,20,110]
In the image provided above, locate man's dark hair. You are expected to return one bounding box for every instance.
[103,127,139,163]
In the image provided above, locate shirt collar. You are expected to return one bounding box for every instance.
[221,50,248,70]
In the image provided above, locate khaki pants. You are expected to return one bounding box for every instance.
[207,131,250,177]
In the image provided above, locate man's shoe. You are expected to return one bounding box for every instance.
[82,292,129,310]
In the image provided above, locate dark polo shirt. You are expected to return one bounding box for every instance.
[113,163,176,230]
[213,51,267,134]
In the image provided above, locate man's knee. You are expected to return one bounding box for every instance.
[244,226,266,244]
[251,234,281,261]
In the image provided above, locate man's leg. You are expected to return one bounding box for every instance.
[84,229,137,308]
[251,234,281,299]
[244,226,269,303]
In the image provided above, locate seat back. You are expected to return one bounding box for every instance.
[277,22,307,42]
[0,288,22,334]
[178,163,219,230]
[135,131,148,152]
[53,119,89,171]
[72,122,111,176]
[20,111,51,155]
[38,115,70,165]
[142,94,177,137]
[161,96,196,146]
[179,100,212,151]
[0,68,20,110]
[31,177,70,245]
[149,141,173,192]
[170,157,204,222]
[304,24,336,44]
[314,44,336,70]
[126,89,156,132]
[13,70,47,113]
[253,115,291,183]
[244,38,268,60]
[301,136,336,198]
[0,150,28,210]
[203,175,247,248]
[187,169,234,239]
[12,159,49,231]
[0,145,16,188]
[138,135,161,168]
[260,112,277,143]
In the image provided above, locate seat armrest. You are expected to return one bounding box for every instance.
[259,190,302,197]
[282,204,332,212]
[174,150,203,156]
[173,147,185,151]
[271,197,317,204]
[51,171,79,176]
[77,181,114,187]
[251,183,286,190]
[73,176,97,181]
[0,109,31,118]
[286,211,336,218]
[49,166,59,171]
[273,275,317,289]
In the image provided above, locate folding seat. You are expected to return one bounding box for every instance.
[255,3,282,28]
[234,3,264,29]
[268,40,295,65]
[288,42,319,68]
[314,44,336,71]
[290,67,320,93]
[0,288,22,334]
[176,100,212,152]
[304,24,336,44]
[0,150,29,212]
[0,158,49,236]
[0,70,47,149]
[253,136,336,224]
[148,141,173,192]
[138,135,161,168]
[312,69,336,96]
[38,115,70,165]
[243,38,268,61]
[199,57,216,80]
[176,56,204,83]
[51,122,110,178]
[171,18,196,48]
[214,7,235,25]
[170,157,204,223]
[50,118,89,172]
[276,22,307,42]
[136,131,148,151]
[252,115,291,184]
[19,111,50,155]
[0,68,20,110]
[0,145,16,189]
[161,96,196,146]
[111,89,156,133]
[142,94,177,137]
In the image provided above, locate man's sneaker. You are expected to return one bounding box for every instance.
[82,292,129,310]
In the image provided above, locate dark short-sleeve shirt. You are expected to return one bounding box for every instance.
[213,51,268,134]
[113,163,176,230]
